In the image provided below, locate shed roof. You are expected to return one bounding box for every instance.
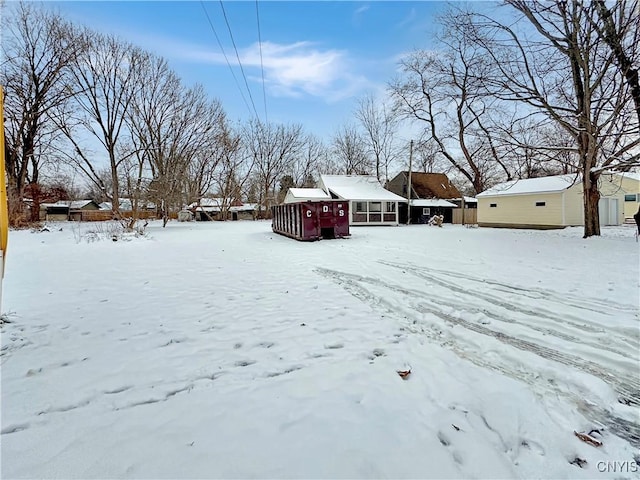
[410,199,458,208]
[320,175,407,202]
[405,172,462,199]
[41,200,97,209]
[613,171,640,182]
[476,174,581,198]
[287,188,331,200]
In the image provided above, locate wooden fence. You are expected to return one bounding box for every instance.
[452,209,477,225]
[74,210,159,222]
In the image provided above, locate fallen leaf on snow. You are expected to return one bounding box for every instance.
[574,431,602,447]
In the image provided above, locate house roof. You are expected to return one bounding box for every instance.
[476,174,581,197]
[41,200,97,209]
[320,175,407,202]
[190,200,257,212]
[612,171,640,182]
[99,199,156,210]
[405,172,462,199]
[410,199,458,208]
[286,188,331,200]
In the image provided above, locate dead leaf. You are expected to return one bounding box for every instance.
[397,370,411,379]
[574,431,602,447]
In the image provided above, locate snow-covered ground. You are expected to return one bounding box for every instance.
[2,220,639,479]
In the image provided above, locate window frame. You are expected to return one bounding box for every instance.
[354,201,367,213]
[369,201,382,213]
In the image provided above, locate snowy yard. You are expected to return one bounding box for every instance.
[1,220,639,479]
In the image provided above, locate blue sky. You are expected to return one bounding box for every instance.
[44,1,456,140]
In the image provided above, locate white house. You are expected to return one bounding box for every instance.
[477,174,624,229]
[317,175,407,226]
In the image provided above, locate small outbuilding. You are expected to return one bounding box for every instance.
[386,172,463,224]
[477,174,624,229]
[318,175,406,226]
[39,200,101,221]
[189,198,257,221]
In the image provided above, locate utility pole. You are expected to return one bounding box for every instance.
[406,140,413,225]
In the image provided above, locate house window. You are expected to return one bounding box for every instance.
[423,207,431,216]
[355,202,367,213]
[369,202,382,212]
[385,202,395,213]
[625,194,638,202]
[490,203,497,208]
[535,201,546,207]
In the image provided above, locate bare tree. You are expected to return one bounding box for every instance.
[413,137,448,173]
[390,34,512,194]
[458,0,639,236]
[54,29,143,221]
[243,120,305,216]
[592,0,640,126]
[211,121,255,220]
[292,133,327,187]
[1,3,78,224]
[127,52,226,226]
[332,124,371,175]
[354,94,399,182]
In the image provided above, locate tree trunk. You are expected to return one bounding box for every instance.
[7,181,27,226]
[583,172,601,238]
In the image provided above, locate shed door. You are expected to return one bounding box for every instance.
[598,198,619,226]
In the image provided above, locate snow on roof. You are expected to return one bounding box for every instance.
[41,200,95,209]
[614,171,640,182]
[464,196,477,203]
[410,199,458,208]
[476,174,581,197]
[287,188,331,200]
[320,175,407,202]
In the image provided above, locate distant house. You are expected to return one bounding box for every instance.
[39,200,101,221]
[189,198,257,221]
[386,172,463,224]
[318,175,406,226]
[476,174,624,229]
[283,188,331,204]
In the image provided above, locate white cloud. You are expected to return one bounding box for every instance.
[159,38,374,102]
[396,8,417,29]
[354,4,370,16]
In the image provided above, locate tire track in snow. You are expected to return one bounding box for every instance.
[315,267,640,448]
[380,260,638,347]
[379,260,639,358]
[380,261,638,315]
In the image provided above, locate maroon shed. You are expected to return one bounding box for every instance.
[271,201,350,241]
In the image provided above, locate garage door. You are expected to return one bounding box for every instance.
[598,198,620,225]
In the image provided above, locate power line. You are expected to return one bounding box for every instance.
[218,0,260,122]
[255,0,268,123]
[199,0,253,117]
